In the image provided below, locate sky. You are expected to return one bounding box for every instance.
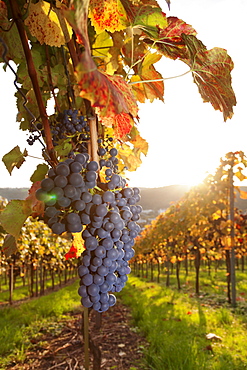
[0,0,247,189]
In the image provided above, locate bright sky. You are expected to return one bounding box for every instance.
[0,0,246,189]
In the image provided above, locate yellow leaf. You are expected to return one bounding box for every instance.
[89,0,128,33]
[240,190,247,199]
[25,1,72,47]
[234,170,247,182]
[72,232,85,256]
[131,135,149,156]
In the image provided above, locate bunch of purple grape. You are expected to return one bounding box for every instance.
[78,185,141,312]
[35,152,99,234]
[51,109,90,148]
[36,146,142,312]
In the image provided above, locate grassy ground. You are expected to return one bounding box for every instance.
[118,267,247,370]
[1,265,247,370]
[0,280,81,369]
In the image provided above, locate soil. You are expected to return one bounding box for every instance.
[6,300,148,370]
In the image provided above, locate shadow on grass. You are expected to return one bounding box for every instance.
[118,276,247,370]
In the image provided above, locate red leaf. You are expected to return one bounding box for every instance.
[182,35,236,121]
[65,245,78,260]
[77,51,138,119]
[26,181,45,218]
[143,17,197,60]
[65,232,85,260]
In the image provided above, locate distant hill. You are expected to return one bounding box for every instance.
[139,185,247,213]
[0,185,247,213]
[0,188,29,200]
[139,185,191,211]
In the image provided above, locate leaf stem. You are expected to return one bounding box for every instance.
[9,0,57,167]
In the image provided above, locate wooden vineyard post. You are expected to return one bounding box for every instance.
[83,308,90,370]
[9,262,13,305]
[229,164,236,307]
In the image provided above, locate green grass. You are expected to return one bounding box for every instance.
[0,280,81,369]
[118,274,247,370]
[0,273,76,303]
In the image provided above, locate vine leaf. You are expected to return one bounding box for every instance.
[131,134,149,156]
[88,0,129,33]
[0,199,33,239]
[66,1,138,136]
[118,143,142,171]
[132,4,168,38]
[30,163,49,183]
[2,234,17,257]
[24,0,73,47]
[25,181,45,218]
[240,190,247,200]
[143,16,197,60]
[143,16,236,120]
[182,35,236,121]
[65,232,85,260]
[131,52,164,102]
[0,1,25,62]
[2,146,28,175]
[77,53,138,118]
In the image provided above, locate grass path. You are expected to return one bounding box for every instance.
[118,275,247,370]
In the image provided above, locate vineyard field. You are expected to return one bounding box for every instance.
[2,268,247,369]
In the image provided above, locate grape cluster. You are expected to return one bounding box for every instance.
[27,132,41,146]
[78,185,142,312]
[51,109,90,149]
[36,146,142,312]
[35,152,99,234]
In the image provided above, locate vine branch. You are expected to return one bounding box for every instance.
[9,0,57,166]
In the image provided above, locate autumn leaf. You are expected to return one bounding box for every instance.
[65,232,85,259]
[76,49,138,119]
[143,17,197,60]
[131,135,149,156]
[25,181,45,218]
[0,1,25,62]
[2,146,28,175]
[1,234,17,257]
[240,190,247,200]
[89,0,129,33]
[24,0,73,47]
[0,199,33,238]
[182,35,236,121]
[132,4,168,38]
[117,143,142,171]
[131,52,164,102]
[234,170,247,182]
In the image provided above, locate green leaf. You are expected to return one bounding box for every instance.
[55,140,73,157]
[92,31,113,58]
[133,6,168,38]
[0,199,33,238]
[30,163,49,183]
[2,146,28,175]
[2,234,18,257]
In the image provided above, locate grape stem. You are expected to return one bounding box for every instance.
[9,0,57,167]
